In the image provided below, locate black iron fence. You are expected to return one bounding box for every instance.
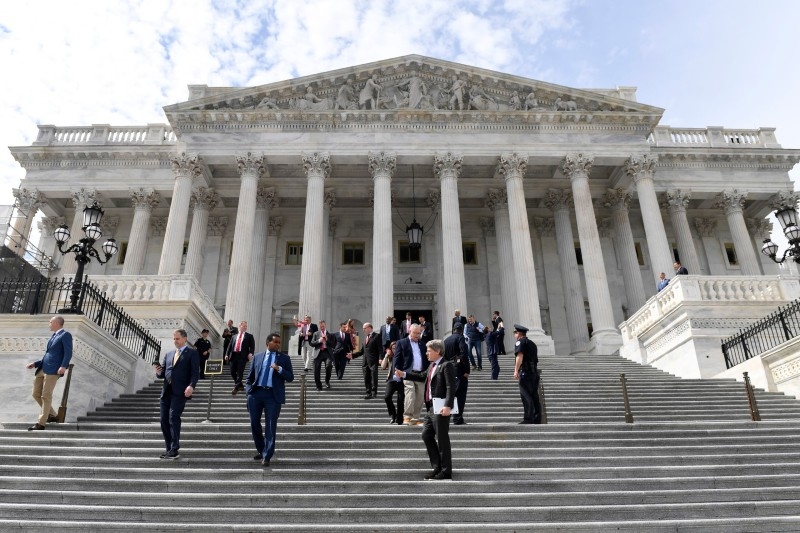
[0,277,161,363]
[721,298,800,369]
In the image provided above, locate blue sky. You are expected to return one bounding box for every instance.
[1,0,798,206]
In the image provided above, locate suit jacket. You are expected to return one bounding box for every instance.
[157,346,200,400]
[452,315,467,333]
[311,330,337,353]
[406,358,457,409]
[676,266,689,275]
[35,329,73,375]
[419,321,433,345]
[380,323,400,345]
[228,331,255,358]
[331,330,353,359]
[444,333,471,378]
[297,323,319,354]
[246,350,294,403]
[400,319,416,338]
[351,331,381,365]
[394,336,429,374]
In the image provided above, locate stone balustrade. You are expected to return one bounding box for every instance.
[648,126,781,149]
[34,124,176,146]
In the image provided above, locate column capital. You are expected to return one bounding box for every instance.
[171,152,204,180]
[190,186,219,212]
[433,152,463,180]
[713,188,747,215]
[497,152,529,181]
[601,188,631,212]
[301,151,331,178]
[693,217,718,237]
[12,187,46,212]
[768,190,800,211]
[40,215,66,234]
[256,186,278,209]
[543,188,573,212]
[662,188,691,212]
[71,188,98,210]
[236,152,268,178]
[130,188,161,212]
[561,153,594,181]
[207,216,228,237]
[268,216,283,236]
[367,151,396,178]
[150,216,168,237]
[100,215,119,238]
[486,187,508,211]
[746,217,773,240]
[532,216,556,237]
[480,216,495,236]
[324,188,337,208]
[623,154,658,183]
[426,188,441,208]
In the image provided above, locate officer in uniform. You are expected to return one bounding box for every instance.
[445,322,471,425]
[513,324,541,424]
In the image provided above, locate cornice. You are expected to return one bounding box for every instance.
[654,151,800,171]
[10,147,175,170]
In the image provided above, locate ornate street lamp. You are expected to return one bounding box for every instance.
[761,205,800,264]
[406,168,423,249]
[53,201,118,313]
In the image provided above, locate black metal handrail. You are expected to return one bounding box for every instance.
[0,277,161,363]
[721,298,800,369]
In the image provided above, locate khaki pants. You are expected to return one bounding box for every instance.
[32,370,59,426]
[403,379,425,421]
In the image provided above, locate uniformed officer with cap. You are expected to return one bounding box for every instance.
[513,324,541,424]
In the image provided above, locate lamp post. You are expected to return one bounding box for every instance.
[406,168,423,249]
[53,201,118,313]
[761,205,800,264]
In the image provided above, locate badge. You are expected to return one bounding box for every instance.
[515,340,521,346]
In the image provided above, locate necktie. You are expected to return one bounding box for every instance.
[235,333,243,352]
[266,352,275,388]
[365,334,370,345]
[259,352,274,387]
[321,332,326,350]
[173,348,182,366]
[425,362,437,403]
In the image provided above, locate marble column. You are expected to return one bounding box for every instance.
[368,152,396,323]
[435,153,467,329]
[544,188,588,355]
[663,189,702,275]
[497,153,553,353]
[9,188,45,257]
[561,154,621,354]
[159,153,202,275]
[184,187,219,281]
[693,218,719,275]
[201,216,228,302]
[479,216,500,312]
[747,217,775,274]
[625,155,673,284]
[298,152,331,319]
[38,216,65,262]
[60,188,98,275]
[123,190,160,275]
[246,187,276,343]
[714,189,761,275]
[225,153,267,323]
[602,188,646,311]
[321,190,336,322]
[260,216,282,335]
[487,188,518,326]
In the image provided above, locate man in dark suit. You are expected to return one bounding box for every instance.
[348,322,382,399]
[492,310,506,355]
[246,333,294,467]
[379,315,400,346]
[397,338,457,480]
[311,320,337,391]
[221,319,237,361]
[296,314,318,372]
[331,322,353,381]
[25,315,73,430]
[674,261,689,275]
[451,309,467,334]
[155,329,200,459]
[194,329,212,379]
[445,322,471,425]
[400,312,415,338]
[418,315,433,346]
[394,323,429,425]
[226,320,255,395]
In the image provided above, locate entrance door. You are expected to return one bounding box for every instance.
[394,309,433,335]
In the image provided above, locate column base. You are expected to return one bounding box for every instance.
[527,330,555,355]
[587,330,623,356]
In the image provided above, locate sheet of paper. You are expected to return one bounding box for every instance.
[433,397,459,415]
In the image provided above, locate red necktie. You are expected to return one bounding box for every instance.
[425,363,436,403]
[365,334,371,345]
[235,333,243,352]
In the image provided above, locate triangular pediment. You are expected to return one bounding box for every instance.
[164,55,663,117]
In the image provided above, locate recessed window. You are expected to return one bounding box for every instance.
[574,241,583,266]
[117,241,128,265]
[634,242,645,266]
[398,240,421,263]
[724,242,738,266]
[462,242,477,265]
[342,242,365,265]
[286,241,303,266]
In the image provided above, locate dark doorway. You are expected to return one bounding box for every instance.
[394,309,433,333]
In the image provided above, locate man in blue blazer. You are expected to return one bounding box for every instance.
[25,315,73,430]
[155,329,200,460]
[393,323,429,425]
[246,333,294,467]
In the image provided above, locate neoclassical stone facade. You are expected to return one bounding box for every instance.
[8,55,800,355]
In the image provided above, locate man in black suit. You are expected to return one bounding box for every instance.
[194,329,212,379]
[154,329,200,460]
[348,322,382,399]
[400,312,415,338]
[226,320,255,395]
[397,338,457,480]
[331,322,353,380]
[394,323,428,425]
[311,320,337,391]
[492,310,506,355]
[451,309,467,334]
[445,322,471,425]
[380,315,400,346]
[221,319,237,361]
[296,314,318,372]
[674,261,689,275]
[418,315,433,345]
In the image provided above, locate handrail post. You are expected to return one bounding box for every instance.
[620,373,634,423]
[743,372,762,421]
[537,369,547,424]
[297,373,307,425]
[56,363,75,423]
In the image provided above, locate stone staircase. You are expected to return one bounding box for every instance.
[2,353,800,531]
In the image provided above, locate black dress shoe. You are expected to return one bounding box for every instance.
[518,420,533,425]
[27,423,45,431]
[231,387,239,396]
[253,454,263,461]
[261,459,270,467]
[364,394,373,400]
[387,419,396,424]
[430,471,452,480]
[453,419,466,425]
[324,383,331,389]
[47,415,59,423]
[424,468,442,480]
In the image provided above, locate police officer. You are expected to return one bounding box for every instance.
[513,324,541,424]
[444,322,471,425]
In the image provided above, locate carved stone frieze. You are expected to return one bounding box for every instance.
[486,187,508,211]
[367,151,397,178]
[190,187,219,212]
[713,189,747,214]
[601,188,631,212]
[543,188,573,211]
[693,217,718,237]
[130,188,161,212]
[561,153,594,180]
[433,153,463,180]
[624,154,658,183]
[532,217,556,237]
[12,187,46,213]
[207,216,228,237]
[302,152,331,178]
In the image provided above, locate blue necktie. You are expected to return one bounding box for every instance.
[259,352,274,387]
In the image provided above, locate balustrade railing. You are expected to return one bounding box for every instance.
[647,126,780,148]
[0,277,161,363]
[721,298,800,369]
[35,125,176,146]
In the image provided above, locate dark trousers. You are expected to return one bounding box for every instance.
[488,352,500,380]
[519,371,542,424]
[363,360,379,395]
[384,379,405,423]
[453,377,468,423]
[422,409,452,475]
[247,387,282,461]
[497,332,506,355]
[230,353,247,386]
[159,390,187,452]
[314,349,333,389]
[333,352,348,379]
